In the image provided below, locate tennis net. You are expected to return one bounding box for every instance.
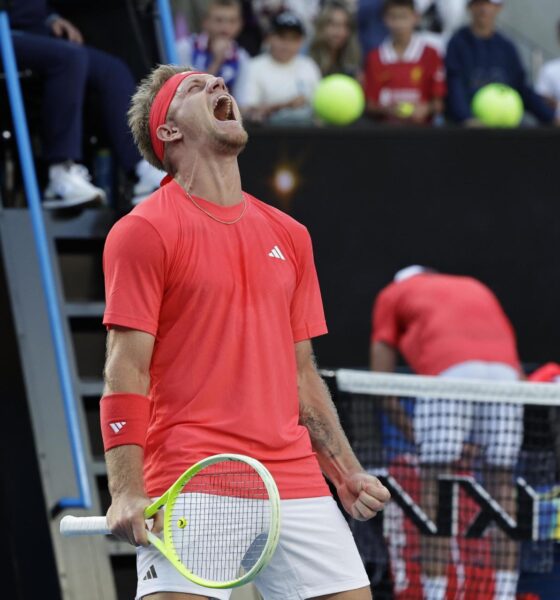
[326,368,560,600]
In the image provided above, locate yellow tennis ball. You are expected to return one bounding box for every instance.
[177,517,187,529]
[471,83,524,127]
[396,102,415,118]
[313,74,365,126]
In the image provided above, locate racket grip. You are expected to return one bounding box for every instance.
[60,515,111,536]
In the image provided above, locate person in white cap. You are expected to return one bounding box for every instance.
[238,11,321,125]
[370,267,523,600]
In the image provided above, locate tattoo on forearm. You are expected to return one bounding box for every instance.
[300,405,342,459]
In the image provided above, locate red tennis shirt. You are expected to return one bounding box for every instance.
[364,35,446,123]
[103,181,330,498]
[371,274,520,376]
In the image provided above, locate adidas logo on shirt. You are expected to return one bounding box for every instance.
[143,565,158,580]
[109,421,127,433]
[268,245,285,260]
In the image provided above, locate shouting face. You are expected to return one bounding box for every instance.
[163,73,248,157]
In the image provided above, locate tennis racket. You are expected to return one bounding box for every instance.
[60,453,281,589]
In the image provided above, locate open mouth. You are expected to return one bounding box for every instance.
[213,94,235,122]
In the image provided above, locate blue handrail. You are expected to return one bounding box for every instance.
[0,12,91,510]
[156,0,179,64]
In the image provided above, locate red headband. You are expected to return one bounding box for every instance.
[149,71,204,163]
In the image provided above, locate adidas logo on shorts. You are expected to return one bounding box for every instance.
[143,565,158,580]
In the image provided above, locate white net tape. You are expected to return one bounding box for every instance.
[331,369,560,406]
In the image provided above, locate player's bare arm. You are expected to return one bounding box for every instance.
[103,327,162,546]
[370,340,397,373]
[370,340,414,442]
[296,340,391,521]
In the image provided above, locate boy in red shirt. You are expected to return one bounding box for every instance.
[364,0,446,124]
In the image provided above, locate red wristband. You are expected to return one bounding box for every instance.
[100,393,151,452]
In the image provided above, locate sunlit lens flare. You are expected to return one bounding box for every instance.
[275,168,296,195]
[271,164,300,202]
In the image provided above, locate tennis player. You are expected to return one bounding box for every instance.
[100,65,390,600]
[370,266,523,600]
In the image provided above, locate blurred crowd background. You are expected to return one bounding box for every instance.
[172,0,560,128]
[4,0,560,210]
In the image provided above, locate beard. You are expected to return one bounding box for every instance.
[209,123,249,156]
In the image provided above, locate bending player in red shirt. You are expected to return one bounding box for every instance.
[364,0,446,124]
[100,65,390,600]
[370,266,523,600]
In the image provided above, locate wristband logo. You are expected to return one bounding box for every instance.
[109,421,127,434]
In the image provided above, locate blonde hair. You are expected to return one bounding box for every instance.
[128,64,192,171]
[309,2,361,78]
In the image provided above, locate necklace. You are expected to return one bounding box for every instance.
[185,189,247,225]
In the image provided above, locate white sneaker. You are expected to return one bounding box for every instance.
[44,162,106,209]
[132,159,166,205]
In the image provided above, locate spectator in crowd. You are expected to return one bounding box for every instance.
[364,0,446,125]
[175,1,262,58]
[357,0,389,55]
[173,0,212,36]
[8,0,164,208]
[176,0,250,99]
[446,0,558,126]
[417,0,467,44]
[251,0,322,41]
[236,1,267,56]
[238,11,321,125]
[433,0,467,40]
[358,0,466,56]
[309,1,362,79]
[370,266,523,600]
[536,20,560,119]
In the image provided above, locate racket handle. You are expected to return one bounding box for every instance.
[60,515,111,537]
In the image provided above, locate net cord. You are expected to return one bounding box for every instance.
[323,369,560,406]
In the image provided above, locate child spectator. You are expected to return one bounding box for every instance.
[364,0,446,125]
[176,0,250,99]
[309,1,362,79]
[446,0,558,126]
[251,0,322,41]
[358,0,466,56]
[238,11,321,125]
[536,20,560,119]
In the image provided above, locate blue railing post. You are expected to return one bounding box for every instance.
[156,0,179,64]
[0,11,91,510]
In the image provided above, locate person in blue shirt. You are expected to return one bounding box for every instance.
[357,0,389,56]
[445,0,558,126]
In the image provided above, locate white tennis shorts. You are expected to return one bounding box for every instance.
[136,495,369,599]
[414,361,523,467]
